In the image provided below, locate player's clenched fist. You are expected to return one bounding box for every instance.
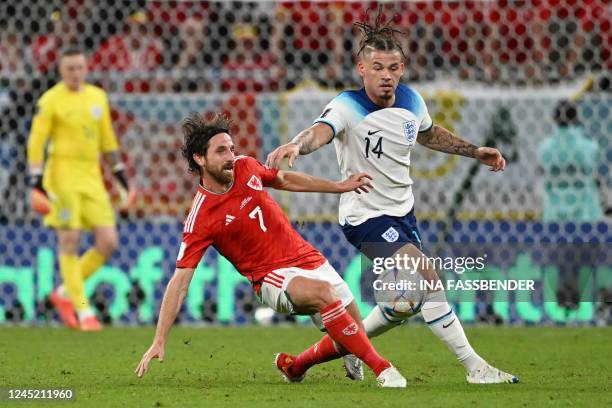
[337,173,373,194]
[474,147,506,172]
[135,343,165,378]
[266,142,300,169]
[29,169,52,215]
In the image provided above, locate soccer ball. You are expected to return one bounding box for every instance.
[378,293,424,321]
[253,307,276,326]
[375,268,425,321]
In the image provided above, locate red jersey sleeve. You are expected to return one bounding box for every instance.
[240,156,279,185]
[176,193,212,269]
[175,228,212,269]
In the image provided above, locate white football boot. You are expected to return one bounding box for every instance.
[467,363,519,384]
[376,366,407,388]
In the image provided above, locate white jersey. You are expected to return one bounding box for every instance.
[314,84,433,226]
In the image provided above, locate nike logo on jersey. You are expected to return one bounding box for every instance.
[225,214,236,226]
[367,129,382,135]
[442,318,456,329]
[320,108,332,118]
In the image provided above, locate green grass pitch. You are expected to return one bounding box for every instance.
[0,326,610,407]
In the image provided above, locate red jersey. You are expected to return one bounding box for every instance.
[176,156,326,290]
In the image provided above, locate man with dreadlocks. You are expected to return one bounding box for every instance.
[267,7,518,385]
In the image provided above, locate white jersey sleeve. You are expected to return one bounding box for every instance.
[414,92,433,133]
[312,92,357,141]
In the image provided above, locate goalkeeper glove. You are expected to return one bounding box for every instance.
[112,164,136,212]
[29,170,51,215]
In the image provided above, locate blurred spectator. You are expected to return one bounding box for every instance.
[581,0,611,73]
[537,100,603,222]
[91,10,163,73]
[399,1,446,81]
[168,16,209,92]
[441,1,488,80]
[221,21,279,92]
[0,26,35,77]
[175,17,206,70]
[30,10,79,74]
[208,1,277,92]
[271,1,344,89]
[485,0,550,84]
[546,2,581,81]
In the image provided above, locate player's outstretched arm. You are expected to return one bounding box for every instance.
[266,123,334,169]
[135,267,195,378]
[417,125,506,172]
[267,171,373,194]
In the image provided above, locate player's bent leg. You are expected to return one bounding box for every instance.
[343,304,406,382]
[78,225,117,285]
[92,226,118,260]
[271,276,339,383]
[341,301,365,381]
[391,244,518,383]
[363,304,404,338]
[53,228,82,329]
[284,276,404,387]
[57,228,103,331]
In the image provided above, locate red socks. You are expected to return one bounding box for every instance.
[291,335,340,375]
[292,301,391,377]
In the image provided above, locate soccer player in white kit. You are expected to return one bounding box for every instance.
[267,11,518,385]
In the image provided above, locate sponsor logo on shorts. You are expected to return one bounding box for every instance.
[342,323,359,336]
[382,227,399,243]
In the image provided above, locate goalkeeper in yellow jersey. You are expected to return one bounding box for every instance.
[27,48,134,331]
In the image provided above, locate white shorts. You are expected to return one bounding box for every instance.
[257,261,354,327]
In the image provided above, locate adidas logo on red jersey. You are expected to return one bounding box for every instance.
[225,214,236,226]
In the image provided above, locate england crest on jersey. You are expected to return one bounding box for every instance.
[403,120,417,144]
[91,105,102,119]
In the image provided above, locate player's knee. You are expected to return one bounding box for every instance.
[58,232,80,254]
[314,282,338,310]
[96,234,118,258]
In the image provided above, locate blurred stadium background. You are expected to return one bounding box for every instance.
[0,0,610,327]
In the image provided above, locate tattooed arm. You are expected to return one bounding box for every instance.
[416,125,479,157]
[417,125,506,171]
[266,123,334,168]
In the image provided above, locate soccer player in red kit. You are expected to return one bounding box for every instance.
[135,112,406,387]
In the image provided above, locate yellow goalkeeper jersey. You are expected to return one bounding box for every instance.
[27,82,118,192]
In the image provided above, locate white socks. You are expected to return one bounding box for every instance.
[77,308,94,320]
[364,290,486,373]
[420,290,485,372]
[363,306,402,338]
